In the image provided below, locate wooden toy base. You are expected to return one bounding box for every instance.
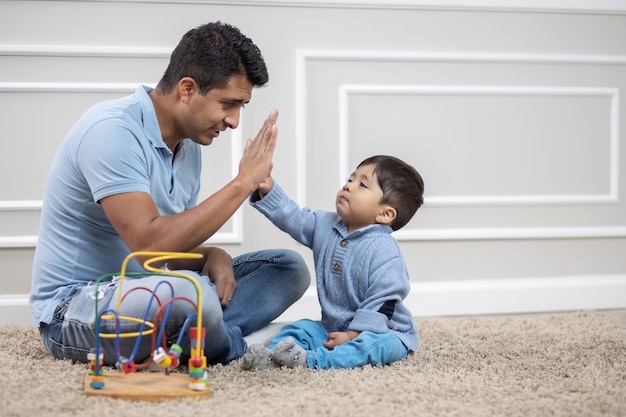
[84,372,212,402]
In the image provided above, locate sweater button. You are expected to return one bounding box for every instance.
[333,262,340,271]
[340,239,348,247]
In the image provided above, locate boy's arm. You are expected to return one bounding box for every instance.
[249,180,319,248]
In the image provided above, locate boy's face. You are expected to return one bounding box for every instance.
[335,163,390,233]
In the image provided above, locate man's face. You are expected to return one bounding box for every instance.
[180,74,253,146]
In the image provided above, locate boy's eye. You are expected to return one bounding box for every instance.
[360,182,368,188]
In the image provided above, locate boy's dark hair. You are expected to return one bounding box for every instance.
[358,155,425,231]
[156,21,269,95]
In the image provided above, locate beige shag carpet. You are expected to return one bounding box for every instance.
[1,310,625,417]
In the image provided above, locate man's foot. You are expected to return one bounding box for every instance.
[241,344,281,370]
[273,337,307,368]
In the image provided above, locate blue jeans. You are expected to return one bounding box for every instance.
[39,249,310,365]
[267,318,409,370]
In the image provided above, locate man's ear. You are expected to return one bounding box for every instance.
[376,205,397,226]
[178,77,196,102]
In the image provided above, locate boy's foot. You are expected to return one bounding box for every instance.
[241,344,281,370]
[273,337,307,368]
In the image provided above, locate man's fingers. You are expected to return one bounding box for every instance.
[258,109,279,141]
[247,111,278,154]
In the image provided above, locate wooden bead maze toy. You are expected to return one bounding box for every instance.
[84,251,212,401]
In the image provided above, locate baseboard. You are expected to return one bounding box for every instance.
[3,275,626,327]
[0,295,33,326]
[406,274,626,317]
[275,274,626,321]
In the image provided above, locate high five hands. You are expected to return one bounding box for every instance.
[239,109,278,194]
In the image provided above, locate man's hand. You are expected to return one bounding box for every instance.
[237,109,278,194]
[165,246,236,308]
[201,247,236,307]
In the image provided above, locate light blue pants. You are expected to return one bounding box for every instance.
[39,249,310,365]
[268,318,409,370]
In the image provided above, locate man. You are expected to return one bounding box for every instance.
[30,21,310,366]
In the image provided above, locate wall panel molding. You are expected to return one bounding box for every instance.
[296,49,626,204]
[0,80,243,245]
[0,45,171,58]
[0,236,37,248]
[339,84,620,207]
[296,49,626,242]
[392,226,626,241]
[35,0,626,15]
[0,201,42,211]
[0,82,146,93]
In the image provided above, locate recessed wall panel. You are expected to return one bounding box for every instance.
[3,90,131,200]
[302,53,625,231]
[346,89,612,196]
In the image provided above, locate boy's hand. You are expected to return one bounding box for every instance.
[257,165,274,198]
[323,330,361,350]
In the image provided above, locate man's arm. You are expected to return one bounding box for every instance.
[100,109,278,307]
[100,109,278,256]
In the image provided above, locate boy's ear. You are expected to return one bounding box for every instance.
[376,205,397,226]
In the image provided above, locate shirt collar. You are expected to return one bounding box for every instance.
[135,85,169,151]
[333,217,393,238]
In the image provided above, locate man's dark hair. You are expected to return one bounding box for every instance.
[156,21,269,94]
[358,155,425,231]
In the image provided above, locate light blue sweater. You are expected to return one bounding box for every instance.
[250,182,418,351]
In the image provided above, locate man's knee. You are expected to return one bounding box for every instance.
[280,249,311,291]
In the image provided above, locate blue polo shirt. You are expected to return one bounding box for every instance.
[30,86,202,326]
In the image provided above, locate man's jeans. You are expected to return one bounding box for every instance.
[39,249,310,365]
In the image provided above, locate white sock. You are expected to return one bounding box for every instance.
[273,337,307,368]
[241,344,281,370]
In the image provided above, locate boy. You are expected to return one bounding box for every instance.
[243,155,424,370]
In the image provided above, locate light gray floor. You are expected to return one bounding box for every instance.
[603,309,626,328]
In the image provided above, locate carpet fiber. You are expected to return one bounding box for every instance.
[1,310,625,417]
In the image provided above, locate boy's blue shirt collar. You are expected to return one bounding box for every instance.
[333,218,393,238]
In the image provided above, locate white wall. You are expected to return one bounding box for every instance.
[2,0,626,326]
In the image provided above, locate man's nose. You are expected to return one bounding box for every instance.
[224,111,240,129]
